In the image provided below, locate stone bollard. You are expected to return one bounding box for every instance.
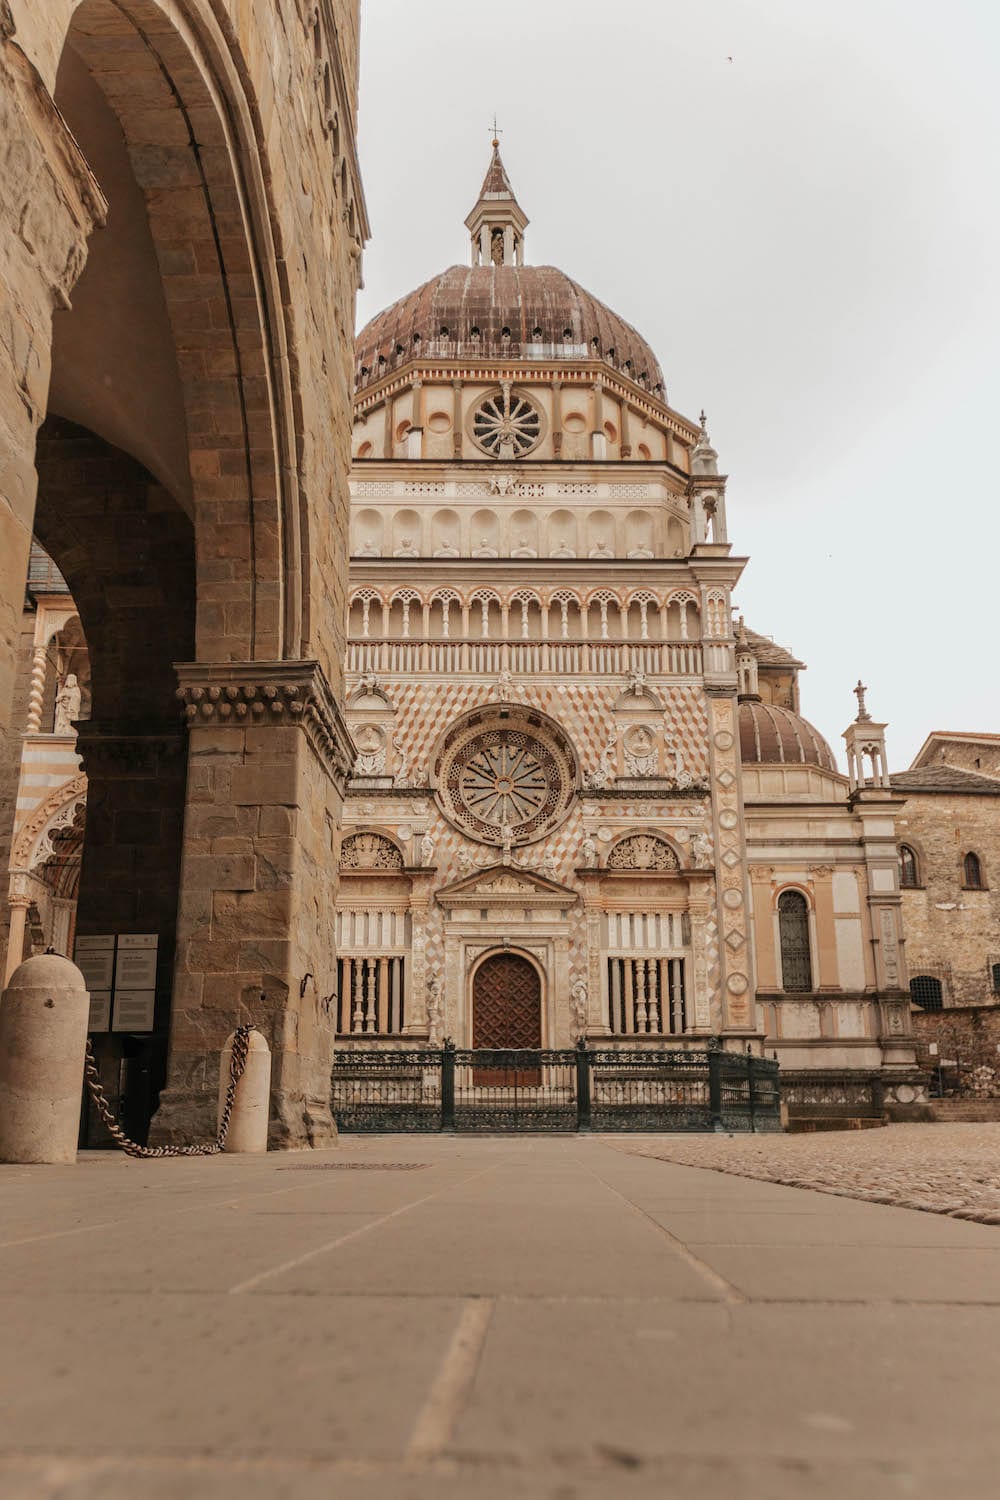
[0,953,90,1164]
[217,1029,270,1153]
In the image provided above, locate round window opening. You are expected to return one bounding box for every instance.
[471,386,543,459]
[435,713,576,846]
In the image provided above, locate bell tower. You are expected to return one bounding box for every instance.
[465,134,528,267]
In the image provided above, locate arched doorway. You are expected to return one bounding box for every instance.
[472,952,543,1049]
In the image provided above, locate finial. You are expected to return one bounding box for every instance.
[489,114,502,148]
[699,409,707,432]
[853,679,871,722]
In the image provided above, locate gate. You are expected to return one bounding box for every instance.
[331,1043,781,1134]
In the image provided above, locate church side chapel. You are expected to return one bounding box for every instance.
[335,141,923,1119]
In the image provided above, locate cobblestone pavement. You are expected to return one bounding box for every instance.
[620,1123,1000,1224]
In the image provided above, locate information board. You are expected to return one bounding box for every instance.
[75,934,159,1034]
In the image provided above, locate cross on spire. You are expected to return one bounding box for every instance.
[853,679,871,722]
[489,115,502,147]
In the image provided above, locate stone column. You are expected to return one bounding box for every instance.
[0,33,103,729]
[0,28,104,958]
[154,661,353,1149]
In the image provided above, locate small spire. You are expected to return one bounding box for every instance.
[465,138,529,267]
[853,679,871,722]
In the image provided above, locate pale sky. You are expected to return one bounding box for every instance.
[355,0,1000,771]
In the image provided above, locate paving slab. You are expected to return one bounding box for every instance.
[2,1134,999,1500]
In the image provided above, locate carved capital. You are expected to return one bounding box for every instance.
[175,660,355,788]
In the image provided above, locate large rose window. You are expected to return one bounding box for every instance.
[435,713,576,846]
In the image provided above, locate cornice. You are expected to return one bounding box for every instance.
[353,359,700,441]
[175,660,355,787]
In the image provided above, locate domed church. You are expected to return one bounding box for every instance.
[336,144,922,1119]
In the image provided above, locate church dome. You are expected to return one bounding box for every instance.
[355,264,665,397]
[738,700,837,772]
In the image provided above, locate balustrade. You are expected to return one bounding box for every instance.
[346,638,703,677]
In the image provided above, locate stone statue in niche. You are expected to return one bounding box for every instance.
[489,669,516,700]
[357,536,379,557]
[473,536,498,558]
[393,535,418,557]
[490,228,504,266]
[570,980,589,1040]
[434,538,459,557]
[353,723,387,776]
[588,539,614,559]
[419,830,436,866]
[426,975,444,1045]
[511,535,537,558]
[665,739,695,789]
[391,732,409,788]
[627,544,654,559]
[53,674,81,735]
[581,834,599,868]
[583,733,617,790]
[550,540,576,558]
[691,832,713,864]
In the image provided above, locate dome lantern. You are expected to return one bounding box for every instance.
[464,140,528,268]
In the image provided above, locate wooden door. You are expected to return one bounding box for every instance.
[472,953,542,1085]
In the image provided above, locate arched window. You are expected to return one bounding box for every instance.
[778,890,812,992]
[899,844,919,888]
[910,975,943,1010]
[963,852,984,889]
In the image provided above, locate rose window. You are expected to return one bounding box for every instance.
[435,714,576,846]
[472,387,542,458]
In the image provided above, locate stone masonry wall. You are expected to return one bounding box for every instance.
[913,1007,1000,1098]
[898,791,1000,1006]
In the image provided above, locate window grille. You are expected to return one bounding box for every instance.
[606,957,686,1035]
[778,890,812,992]
[910,974,943,1010]
[338,955,406,1034]
[963,852,984,889]
[899,845,919,888]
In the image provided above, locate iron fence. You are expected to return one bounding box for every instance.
[331,1042,781,1134]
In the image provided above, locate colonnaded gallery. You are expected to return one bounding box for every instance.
[13,61,1000,1146]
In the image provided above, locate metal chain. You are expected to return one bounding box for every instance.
[82,1024,254,1158]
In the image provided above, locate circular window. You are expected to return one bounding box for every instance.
[470,387,543,459]
[435,711,576,846]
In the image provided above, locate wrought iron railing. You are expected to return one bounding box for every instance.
[331,1043,781,1134]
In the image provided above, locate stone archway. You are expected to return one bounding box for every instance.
[0,1,366,1148]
